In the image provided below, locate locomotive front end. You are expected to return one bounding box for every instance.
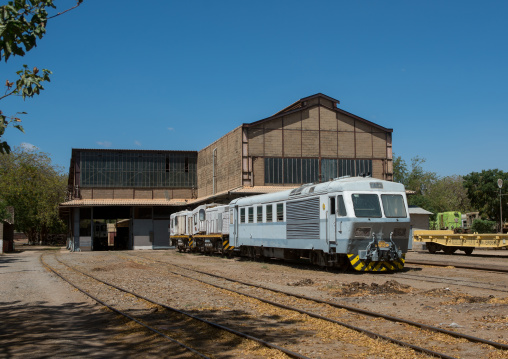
[345,190,410,272]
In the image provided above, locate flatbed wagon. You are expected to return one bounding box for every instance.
[413,230,508,255]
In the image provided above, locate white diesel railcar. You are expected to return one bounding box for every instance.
[171,177,410,271]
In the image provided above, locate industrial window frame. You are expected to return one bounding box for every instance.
[264,157,373,185]
[80,151,197,188]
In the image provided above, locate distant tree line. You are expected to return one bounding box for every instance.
[0,147,67,244]
[393,155,508,232]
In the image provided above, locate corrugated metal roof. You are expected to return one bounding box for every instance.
[60,199,189,207]
[408,206,433,215]
[230,186,299,194]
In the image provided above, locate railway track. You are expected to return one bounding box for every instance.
[379,271,508,294]
[405,260,508,273]
[40,252,309,359]
[46,252,439,359]
[124,251,508,359]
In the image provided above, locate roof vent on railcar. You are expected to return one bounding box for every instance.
[290,182,315,196]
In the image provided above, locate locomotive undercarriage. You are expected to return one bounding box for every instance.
[239,246,351,270]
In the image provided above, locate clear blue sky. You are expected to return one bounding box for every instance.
[2,0,507,176]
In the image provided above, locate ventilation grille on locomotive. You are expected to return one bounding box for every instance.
[286,197,320,240]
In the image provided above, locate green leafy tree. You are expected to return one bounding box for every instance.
[393,155,438,210]
[0,0,83,154]
[0,146,68,243]
[463,169,508,227]
[393,155,473,216]
[0,199,11,221]
[471,219,496,234]
[425,175,472,213]
[392,155,408,184]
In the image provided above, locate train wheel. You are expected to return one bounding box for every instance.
[427,242,438,254]
[463,247,474,255]
[443,247,456,255]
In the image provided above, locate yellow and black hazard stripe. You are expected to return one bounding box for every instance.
[347,253,406,272]
[222,238,234,252]
[189,238,194,248]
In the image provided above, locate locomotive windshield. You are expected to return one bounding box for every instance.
[352,194,382,218]
[381,194,407,218]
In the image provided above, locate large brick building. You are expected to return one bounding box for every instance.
[61,93,394,251]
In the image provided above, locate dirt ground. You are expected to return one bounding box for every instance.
[2,242,508,358]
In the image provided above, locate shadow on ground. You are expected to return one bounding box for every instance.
[0,301,195,358]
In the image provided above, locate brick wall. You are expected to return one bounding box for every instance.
[246,103,392,185]
[197,126,243,198]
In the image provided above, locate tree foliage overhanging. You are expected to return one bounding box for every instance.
[0,146,68,243]
[0,0,83,154]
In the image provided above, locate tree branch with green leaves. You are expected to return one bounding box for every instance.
[0,0,83,154]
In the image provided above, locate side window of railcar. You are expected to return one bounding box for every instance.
[248,207,254,223]
[337,195,347,217]
[352,194,382,218]
[240,208,246,223]
[329,197,336,215]
[256,206,262,223]
[381,194,407,218]
[230,209,234,224]
[276,203,284,222]
[266,204,273,222]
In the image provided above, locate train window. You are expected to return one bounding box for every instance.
[352,194,382,218]
[230,209,234,224]
[381,194,407,218]
[329,197,336,215]
[240,208,246,223]
[257,206,262,223]
[266,204,273,222]
[248,207,254,223]
[337,195,347,216]
[199,209,205,221]
[276,203,284,222]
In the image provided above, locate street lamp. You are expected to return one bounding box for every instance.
[499,179,503,233]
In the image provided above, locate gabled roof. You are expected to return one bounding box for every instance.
[244,93,393,133]
[271,93,340,117]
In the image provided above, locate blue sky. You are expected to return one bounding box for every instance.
[2,0,507,176]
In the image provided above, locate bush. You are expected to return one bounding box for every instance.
[471,219,497,233]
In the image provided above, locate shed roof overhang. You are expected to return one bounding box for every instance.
[59,186,296,209]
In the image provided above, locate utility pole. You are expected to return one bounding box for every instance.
[498,179,503,233]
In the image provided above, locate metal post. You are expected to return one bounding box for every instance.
[498,179,503,233]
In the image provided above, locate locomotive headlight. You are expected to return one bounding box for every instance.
[393,228,407,238]
[355,227,371,238]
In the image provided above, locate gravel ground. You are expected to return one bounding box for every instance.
[2,244,508,358]
[0,246,200,359]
